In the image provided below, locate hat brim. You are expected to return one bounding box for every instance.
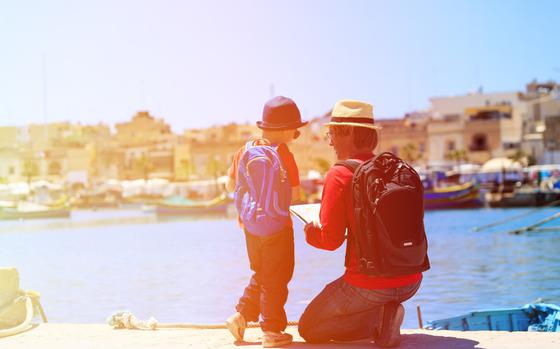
[257,120,308,130]
[324,121,382,130]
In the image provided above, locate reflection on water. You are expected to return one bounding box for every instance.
[0,207,559,328]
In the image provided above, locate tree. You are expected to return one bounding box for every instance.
[445,149,468,165]
[508,149,533,167]
[48,161,61,176]
[21,159,39,186]
[133,153,154,180]
[179,158,197,181]
[313,157,331,175]
[401,143,420,164]
[206,154,225,180]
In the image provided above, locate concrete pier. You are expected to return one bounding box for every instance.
[0,324,559,349]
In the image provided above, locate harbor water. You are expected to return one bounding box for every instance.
[1,207,559,329]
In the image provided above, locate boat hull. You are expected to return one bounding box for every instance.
[0,208,71,220]
[155,203,229,216]
[426,303,560,332]
[424,182,483,210]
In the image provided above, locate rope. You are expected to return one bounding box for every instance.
[0,296,34,338]
[472,198,560,232]
[508,212,560,235]
[107,311,298,330]
[0,290,47,338]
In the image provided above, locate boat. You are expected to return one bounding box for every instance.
[424,181,483,210]
[0,202,71,220]
[486,187,560,208]
[155,193,230,216]
[426,303,560,332]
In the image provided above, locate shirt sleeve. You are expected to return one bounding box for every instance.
[278,144,300,187]
[305,166,348,251]
[228,146,244,181]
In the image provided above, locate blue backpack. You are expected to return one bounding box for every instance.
[234,141,292,236]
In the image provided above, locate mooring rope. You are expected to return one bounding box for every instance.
[508,212,560,235]
[471,198,560,232]
[107,311,298,330]
[0,291,47,338]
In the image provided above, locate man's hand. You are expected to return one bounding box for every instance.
[304,221,320,237]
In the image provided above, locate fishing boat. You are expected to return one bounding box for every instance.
[155,193,229,216]
[424,181,483,210]
[426,303,560,332]
[0,202,71,220]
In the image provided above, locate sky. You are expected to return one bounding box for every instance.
[0,0,559,133]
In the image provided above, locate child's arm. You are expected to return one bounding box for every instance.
[226,177,236,193]
[226,148,243,193]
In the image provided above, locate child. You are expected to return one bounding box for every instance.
[225,96,307,348]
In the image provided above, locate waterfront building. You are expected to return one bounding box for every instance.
[521,81,560,164]
[427,91,526,166]
[116,111,176,180]
[376,113,429,166]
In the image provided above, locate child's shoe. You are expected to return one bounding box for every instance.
[225,312,246,341]
[262,331,293,348]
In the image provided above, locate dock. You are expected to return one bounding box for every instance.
[1,324,558,349]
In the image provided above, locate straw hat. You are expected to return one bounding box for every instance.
[324,99,381,129]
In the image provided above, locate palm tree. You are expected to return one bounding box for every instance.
[134,153,154,180]
[401,143,420,164]
[313,157,331,175]
[21,159,39,186]
[445,149,468,166]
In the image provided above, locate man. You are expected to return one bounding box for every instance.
[225,96,307,348]
[298,100,423,347]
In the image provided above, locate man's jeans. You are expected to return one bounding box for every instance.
[236,226,295,332]
[298,276,421,343]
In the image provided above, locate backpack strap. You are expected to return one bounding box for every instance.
[334,159,364,268]
[244,140,254,151]
[334,159,362,173]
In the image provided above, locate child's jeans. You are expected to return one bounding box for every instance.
[236,226,295,332]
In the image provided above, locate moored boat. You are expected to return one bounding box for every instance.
[155,194,229,216]
[426,303,560,332]
[0,202,71,220]
[424,181,483,210]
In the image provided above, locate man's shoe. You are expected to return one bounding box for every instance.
[262,331,293,348]
[225,312,247,341]
[376,303,404,348]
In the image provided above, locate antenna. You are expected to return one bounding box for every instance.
[42,53,48,146]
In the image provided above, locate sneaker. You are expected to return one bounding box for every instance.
[262,331,293,348]
[225,312,247,341]
[376,303,404,348]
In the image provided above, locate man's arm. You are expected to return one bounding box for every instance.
[304,166,348,251]
[291,186,302,203]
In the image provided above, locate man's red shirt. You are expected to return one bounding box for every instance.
[305,152,422,289]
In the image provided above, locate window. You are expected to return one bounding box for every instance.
[470,134,488,151]
[447,140,456,151]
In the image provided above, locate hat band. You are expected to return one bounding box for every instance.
[330,117,374,124]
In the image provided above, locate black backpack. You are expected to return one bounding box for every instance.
[336,152,430,277]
